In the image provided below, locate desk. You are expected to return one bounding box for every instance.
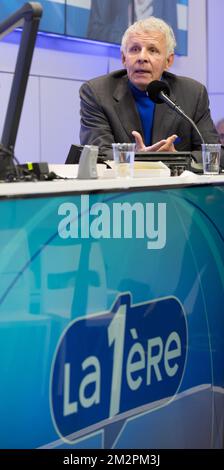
[0,173,224,448]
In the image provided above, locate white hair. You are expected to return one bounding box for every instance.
[121,16,176,57]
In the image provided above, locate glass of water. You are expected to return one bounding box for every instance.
[201,143,221,175]
[112,143,135,178]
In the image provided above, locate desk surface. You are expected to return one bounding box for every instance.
[0,167,224,198]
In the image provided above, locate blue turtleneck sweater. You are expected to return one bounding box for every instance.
[129,81,155,146]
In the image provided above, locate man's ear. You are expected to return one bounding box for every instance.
[165,53,174,70]
[121,51,126,66]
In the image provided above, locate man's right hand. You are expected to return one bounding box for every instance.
[132,131,177,152]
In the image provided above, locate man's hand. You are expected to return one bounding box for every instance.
[132,131,177,152]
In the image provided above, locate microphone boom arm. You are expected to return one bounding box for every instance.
[160,91,205,144]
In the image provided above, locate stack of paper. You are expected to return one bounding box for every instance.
[133,161,170,177]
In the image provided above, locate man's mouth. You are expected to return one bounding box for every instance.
[135,70,150,75]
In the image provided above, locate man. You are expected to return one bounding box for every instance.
[80,16,222,164]
[134,0,177,30]
[216,118,224,145]
[87,0,133,43]
[87,1,178,45]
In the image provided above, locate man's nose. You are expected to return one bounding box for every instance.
[137,48,148,62]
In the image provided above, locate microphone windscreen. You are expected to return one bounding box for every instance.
[146,80,170,103]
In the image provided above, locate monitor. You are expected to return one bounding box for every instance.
[0,2,42,180]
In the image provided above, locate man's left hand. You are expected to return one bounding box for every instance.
[132,131,177,152]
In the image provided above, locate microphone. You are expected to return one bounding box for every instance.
[146,80,205,144]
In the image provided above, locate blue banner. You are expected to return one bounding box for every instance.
[0,1,188,55]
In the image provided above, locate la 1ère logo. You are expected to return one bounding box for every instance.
[51,294,187,443]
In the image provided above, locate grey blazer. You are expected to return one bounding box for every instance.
[80,69,222,164]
